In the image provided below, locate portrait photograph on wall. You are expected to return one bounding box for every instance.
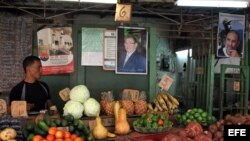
[116,26,148,75]
[217,13,245,58]
[214,13,245,74]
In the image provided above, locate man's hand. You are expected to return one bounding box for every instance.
[228,50,240,57]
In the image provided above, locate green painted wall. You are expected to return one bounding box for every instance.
[35,23,153,114]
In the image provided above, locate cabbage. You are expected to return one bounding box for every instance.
[83,98,100,117]
[70,85,90,103]
[63,100,84,119]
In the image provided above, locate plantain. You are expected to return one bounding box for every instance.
[156,94,165,105]
[147,103,154,111]
[160,93,169,104]
[161,103,169,111]
[166,93,179,106]
[153,106,158,112]
[153,99,163,111]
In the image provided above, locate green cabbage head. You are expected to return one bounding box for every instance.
[63,100,84,119]
[83,98,100,117]
[70,85,90,103]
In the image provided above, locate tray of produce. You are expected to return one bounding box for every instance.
[133,112,173,134]
[175,108,216,127]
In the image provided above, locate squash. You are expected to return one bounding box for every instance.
[115,108,130,135]
[92,116,116,139]
[114,101,120,123]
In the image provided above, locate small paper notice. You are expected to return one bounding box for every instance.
[233,81,240,92]
[159,74,173,91]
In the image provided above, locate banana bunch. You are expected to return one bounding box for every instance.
[147,92,179,114]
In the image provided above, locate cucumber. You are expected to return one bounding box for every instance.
[34,126,47,137]
[64,114,74,123]
[26,123,35,132]
[44,113,52,126]
[26,133,34,141]
[37,120,49,132]
[54,119,62,126]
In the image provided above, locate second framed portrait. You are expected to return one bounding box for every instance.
[116,26,148,75]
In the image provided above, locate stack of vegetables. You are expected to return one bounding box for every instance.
[208,114,250,141]
[161,122,212,141]
[100,90,148,116]
[175,108,216,127]
[24,114,92,141]
[63,85,100,119]
[133,112,173,133]
[92,101,131,140]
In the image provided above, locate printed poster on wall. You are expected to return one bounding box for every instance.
[103,30,116,70]
[81,28,105,66]
[214,13,245,74]
[37,27,74,75]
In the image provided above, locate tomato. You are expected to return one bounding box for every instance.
[65,138,73,141]
[74,137,84,141]
[64,131,71,139]
[70,134,78,140]
[48,127,57,135]
[54,139,64,141]
[55,130,64,139]
[46,134,55,141]
[157,119,164,126]
[33,135,43,141]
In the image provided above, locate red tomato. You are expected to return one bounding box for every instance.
[157,119,164,126]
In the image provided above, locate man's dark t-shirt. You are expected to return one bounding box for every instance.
[9,80,50,111]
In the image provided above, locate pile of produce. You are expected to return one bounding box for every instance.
[161,122,212,141]
[133,112,173,133]
[175,108,216,126]
[147,91,179,114]
[208,114,250,141]
[24,114,92,141]
[63,85,100,119]
[100,90,148,116]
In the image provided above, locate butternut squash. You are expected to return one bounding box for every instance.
[115,108,130,135]
[92,116,116,139]
[114,101,120,123]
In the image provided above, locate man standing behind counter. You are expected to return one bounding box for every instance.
[9,56,52,112]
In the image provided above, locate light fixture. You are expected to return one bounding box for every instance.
[176,0,249,8]
[52,0,117,4]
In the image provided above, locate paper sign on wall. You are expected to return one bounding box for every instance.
[159,74,173,91]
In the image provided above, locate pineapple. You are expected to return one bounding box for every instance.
[134,91,148,115]
[120,100,134,115]
[100,91,115,115]
[104,101,115,116]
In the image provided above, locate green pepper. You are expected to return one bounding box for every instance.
[152,115,158,122]
[145,122,152,128]
[160,113,166,120]
[152,122,158,128]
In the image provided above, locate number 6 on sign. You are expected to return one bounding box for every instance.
[115,3,132,22]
